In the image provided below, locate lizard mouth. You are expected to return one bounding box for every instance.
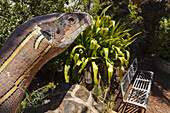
[66,21,91,42]
[68,15,92,41]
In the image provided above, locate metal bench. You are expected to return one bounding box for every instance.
[119,58,154,112]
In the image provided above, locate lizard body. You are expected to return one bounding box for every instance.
[0,12,92,113]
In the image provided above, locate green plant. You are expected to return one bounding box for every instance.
[64,6,141,86]
[18,82,56,113]
[92,86,115,112]
[127,0,143,27]
[153,14,170,62]
[0,0,68,48]
[64,0,102,17]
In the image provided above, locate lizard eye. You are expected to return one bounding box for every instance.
[67,17,75,25]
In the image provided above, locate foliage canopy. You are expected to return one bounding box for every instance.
[0,0,68,47]
[153,14,170,62]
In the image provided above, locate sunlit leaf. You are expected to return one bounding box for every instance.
[103,47,109,60]
[73,53,79,64]
[115,46,124,56]
[125,50,130,62]
[100,5,112,17]
[64,59,70,83]
[119,66,125,83]
[92,62,98,85]
[71,45,86,58]
[118,57,126,66]
[78,58,89,74]
[108,62,114,84]
[110,21,120,36]
[95,16,100,31]
[124,38,137,48]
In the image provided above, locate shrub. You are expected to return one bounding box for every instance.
[18,82,56,112]
[153,14,170,62]
[64,6,141,86]
[0,0,68,47]
[64,0,101,17]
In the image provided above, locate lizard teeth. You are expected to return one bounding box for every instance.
[68,22,88,40]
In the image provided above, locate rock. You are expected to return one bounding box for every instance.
[80,67,94,91]
[25,83,102,113]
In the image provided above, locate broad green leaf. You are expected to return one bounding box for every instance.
[96,28,100,33]
[99,73,104,88]
[105,16,111,27]
[103,28,109,37]
[124,38,137,48]
[90,39,100,57]
[128,32,141,40]
[73,60,82,70]
[115,51,118,60]
[110,21,120,36]
[118,57,126,66]
[78,58,89,74]
[115,22,126,34]
[115,29,132,39]
[73,53,79,64]
[90,39,96,49]
[72,66,80,80]
[125,50,130,62]
[95,16,100,31]
[76,60,82,66]
[103,36,119,43]
[103,47,109,60]
[108,62,114,84]
[123,32,141,45]
[71,45,86,58]
[64,59,70,83]
[119,66,125,83]
[123,28,133,33]
[100,5,112,17]
[115,46,124,56]
[92,62,98,85]
[111,20,115,28]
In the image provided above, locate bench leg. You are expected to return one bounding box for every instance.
[117,102,123,112]
[141,108,146,113]
[117,102,129,113]
[122,103,128,113]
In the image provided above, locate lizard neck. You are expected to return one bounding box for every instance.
[0,25,52,113]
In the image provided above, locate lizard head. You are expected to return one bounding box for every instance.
[37,12,92,48]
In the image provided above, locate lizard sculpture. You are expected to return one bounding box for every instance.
[0,12,92,113]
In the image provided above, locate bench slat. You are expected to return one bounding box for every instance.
[121,58,138,99]
[126,70,153,109]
